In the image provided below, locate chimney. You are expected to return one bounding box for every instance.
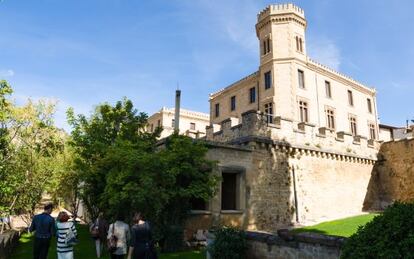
[174,89,181,132]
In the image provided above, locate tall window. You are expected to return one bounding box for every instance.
[215,103,220,117]
[264,71,272,89]
[157,120,161,127]
[349,116,357,136]
[190,122,196,130]
[263,37,271,55]
[369,123,376,140]
[348,90,354,106]
[326,108,335,130]
[367,98,372,113]
[298,70,305,89]
[249,87,256,103]
[221,173,237,210]
[150,124,154,132]
[295,36,303,52]
[264,102,273,123]
[230,96,236,111]
[299,101,308,123]
[325,81,332,98]
[171,119,175,128]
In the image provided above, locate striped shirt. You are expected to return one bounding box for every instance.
[56,221,77,253]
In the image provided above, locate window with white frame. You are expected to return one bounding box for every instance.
[264,102,273,123]
[325,108,335,130]
[299,100,309,123]
[349,116,357,136]
[369,123,376,140]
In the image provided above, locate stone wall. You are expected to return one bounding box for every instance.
[364,138,414,210]
[245,231,343,259]
[186,138,376,236]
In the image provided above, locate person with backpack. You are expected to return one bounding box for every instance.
[56,211,78,259]
[107,214,130,259]
[29,203,55,259]
[127,212,157,259]
[90,212,109,258]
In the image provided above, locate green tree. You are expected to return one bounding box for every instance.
[67,98,160,219]
[68,98,218,251]
[0,82,66,231]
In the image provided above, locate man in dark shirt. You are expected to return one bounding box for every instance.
[29,203,55,259]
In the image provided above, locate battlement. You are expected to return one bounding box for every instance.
[307,58,376,94]
[257,3,305,22]
[206,110,379,160]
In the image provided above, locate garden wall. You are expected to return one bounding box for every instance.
[245,230,344,259]
[0,230,21,259]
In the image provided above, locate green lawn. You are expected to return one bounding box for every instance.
[293,213,379,237]
[12,224,205,259]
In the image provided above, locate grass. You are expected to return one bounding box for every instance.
[12,224,205,259]
[293,213,379,237]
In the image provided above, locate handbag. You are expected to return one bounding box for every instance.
[65,222,78,246]
[107,223,118,253]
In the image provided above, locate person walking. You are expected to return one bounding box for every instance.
[127,212,157,259]
[108,214,130,259]
[90,212,109,258]
[56,211,78,259]
[30,203,55,259]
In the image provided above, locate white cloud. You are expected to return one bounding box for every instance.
[0,69,15,77]
[307,37,341,71]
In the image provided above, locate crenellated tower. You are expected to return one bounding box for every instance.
[256,3,307,63]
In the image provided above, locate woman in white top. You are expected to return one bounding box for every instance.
[56,211,77,259]
[107,214,131,259]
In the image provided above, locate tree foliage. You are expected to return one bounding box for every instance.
[0,80,66,223]
[341,202,414,259]
[68,98,218,249]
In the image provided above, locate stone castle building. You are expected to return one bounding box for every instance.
[209,4,378,141]
[185,3,382,234]
[148,107,209,139]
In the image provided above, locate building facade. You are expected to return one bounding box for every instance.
[210,3,378,141]
[147,107,209,139]
[186,4,381,236]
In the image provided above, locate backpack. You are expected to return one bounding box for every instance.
[107,223,118,253]
[64,222,78,246]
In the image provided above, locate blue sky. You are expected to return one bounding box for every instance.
[0,0,413,131]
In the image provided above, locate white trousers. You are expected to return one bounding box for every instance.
[95,239,103,258]
[58,251,74,259]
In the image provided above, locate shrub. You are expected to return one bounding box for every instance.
[208,227,247,259]
[341,202,414,259]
